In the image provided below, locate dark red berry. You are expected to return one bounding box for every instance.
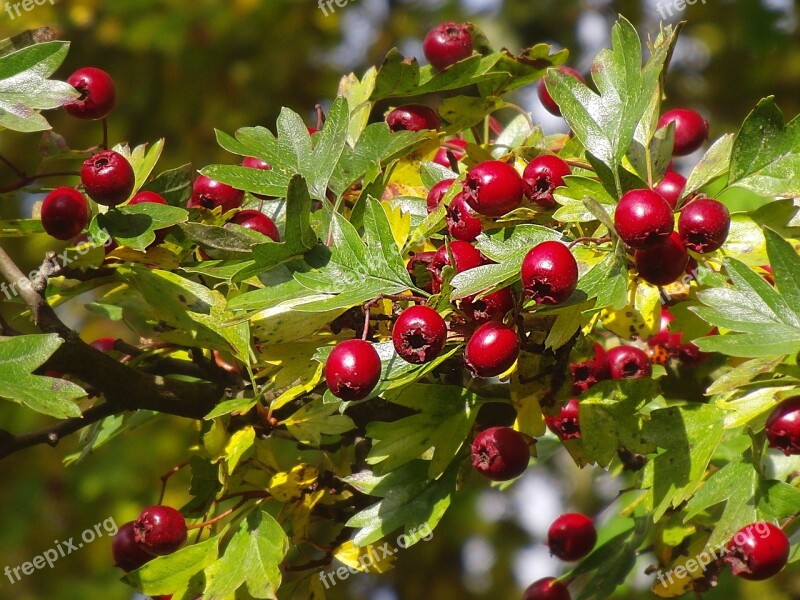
[607,345,652,379]
[241,156,273,200]
[678,198,730,253]
[464,321,520,378]
[653,170,686,210]
[392,305,448,364]
[523,155,572,209]
[538,66,585,117]
[386,104,440,132]
[725,522,789,581]
[407,251,436,292]
[428,241,483,293]
[325,339,381,400]
[427,178,456,213]
[41,187,90,240]
[647,308,683,355]
[471,426,529,481]
[523,577,572,600]
[433,139,468,168]
[570,343,611,395]
[460,287,514,323]
[133,506,188,556]
[128,191,170,245]
[463,160,524,217]
[547,513,597,561]
[423,22,474,71]
[64,67,116,120]
[546,399,581,440]
[446,192,483,242]
[89,337,117,354]
[187,174,244,213]
[227,210,280,241]
[614,189,674,249]
[634,231,689,286]
[658,109,709,156]
[80,151,135,207]
[521,241,578,305]
[112,521,154,572]
[765,397,800,456]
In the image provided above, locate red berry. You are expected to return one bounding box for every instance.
[427,178,456,213]
[241,156,272,200]
[460,287,514,323]
[446,192,483,242]
[129,191,170,245]
[725,522,789,581]
[64,67,116,120]
[112,521,154,572]
[647,308,683,354]
[523,155,572,209]
[607,345,652,379]
[89,337,118,354]
[614,189,674,249]
[634,231,689,286]
[428,241,483,293]
[187,174,244,213]
[570,343,611,395]
[678,198,730,253]
[547,513,597,561]
[546,399,581,440]
[41,187,90,240]
[133,506,187,556]
[523,577,572,600]
[538,66,585,116]
[386,104,440,132]
[433,139,468,168]
[423,22,474,71]
[765,397,800,456]
[463,160,524,217]
[653,170,686,210]
[325,339,381,400]
[227,210,280,241]
[464,322,520,378]
[407,251,436,292]
[471,426,529,481]
[521,241,578,305]
[80,151,135,207]
[658,109,709,156]
[392,305,448,364]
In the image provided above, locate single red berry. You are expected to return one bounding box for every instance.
[521,241,578,305]
[464,321,520,378]
[634,231,689,286]
[227,210,280,241]
[658,109,709,156]
[460,287,514,323]
[407,251,436,292]
[546,399,581,440]
[463,160,524,217]
[80,151,135,207]
[241,156,273,200]
[307,126,318,135]
[325,339,381,400]
[133,506,188,556]
[433,139,468,168]
[386,104,440,132]
[570,343,611,395]
[41,187,90,240]
[64,67,116,120]
[187,174,244,213]
[112,521,154,572]
[428,241,483,293]
[523,577,572,600]
[392,305,448,364]
[607,345,652,379]
[423,22,474,71]
[471,426,529,481]
[427,178,456,213]
[725,522,789,581]
[760,265,775,285]
[547,513,597,561]
[653,170,686,210]
[647,308,683,355]
[538,66,585,116]
[523,155,572,209]
[765,397,800,456]
[128,191,170,245]
[614,189,674,249]
[89,337,118,354]
[678,198,730,253]
[446,192,483,242]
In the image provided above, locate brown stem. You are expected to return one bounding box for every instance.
[0,171,80,194]
[158,461,190,505]
[187,497,250,530]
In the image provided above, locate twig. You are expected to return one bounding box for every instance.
[0,171,80,194]
[158,461,189,504]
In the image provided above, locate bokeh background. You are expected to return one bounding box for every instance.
[0,1,799,599]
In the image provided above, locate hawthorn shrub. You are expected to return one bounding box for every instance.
[0,17,799,600]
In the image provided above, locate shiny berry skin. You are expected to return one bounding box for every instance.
[634,231,689,286]
[64,67,116,120]
[227,210,280,241]
[325,339,381,400]
[463,160,524,217]
[607,345,652,379]
[429,241,483,293]
[433,139,468,168]
[241,156,272,200]
[112,521,154,572]
[538,66,585,116]
[386,104,440,132]
[427,178,456,213]
[133,506,188,556]
[187,174,244,213]
[614,189,674,249]
[725,522,789,581]
[128,191,170,245]
[523,577,572,600]
[407,251,436,292]
[658,109,709,156]
[546,399,581,440]
[423,22,473,71]
[765,397,800,456]
[678,198,730,253]
[446,192,483,242]
[41,187,90,240]
[460,287,514,323]
[523,155,572,209]
[547,513,597,561]
[464,322,520,378]
[392,305,448,364]
[570,343,610,395]
[80,151,135,207]
[521,241,578,305]
[471,426,529,481]
[653,170,686,210]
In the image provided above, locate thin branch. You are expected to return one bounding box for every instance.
[0,172,80,194]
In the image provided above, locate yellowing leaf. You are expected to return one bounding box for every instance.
[271,363,323,411]
[269,464,319,502]
[260,342,327,392]
[510,351,547,438]
[203,419,229,461]
[380,201,411,250]
[291,489,326,543]
[332,540,396,574]
[284,398,356,446]
[601,279,661,339]
[107,245,181,269]
[651,533,713,598]
[387,137,439,190]
[225,426,255,473]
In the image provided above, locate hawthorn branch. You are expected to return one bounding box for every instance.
[0,171,80,194]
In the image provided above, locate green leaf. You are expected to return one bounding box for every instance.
[64,410,157,465]
[576,251,628,310]
[764,228,800,317]
[684,134,734,197]
[0,218,45,236]
[284,398,356,446]
[93,203,188,250]
[553,176,616,223]
[0,27,57,58]
[141,163,194,205]
[124,537,218,595]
